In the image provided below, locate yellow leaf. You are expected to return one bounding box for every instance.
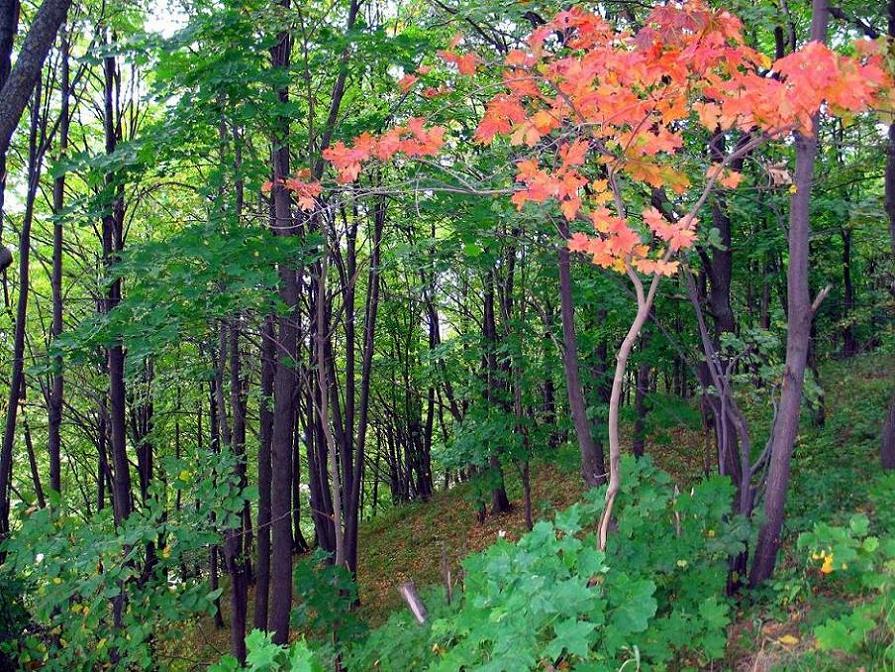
[778,634,799,646]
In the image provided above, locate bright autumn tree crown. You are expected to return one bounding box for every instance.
[277,1,891,277]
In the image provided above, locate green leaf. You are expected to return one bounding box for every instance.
[545,618,596,660]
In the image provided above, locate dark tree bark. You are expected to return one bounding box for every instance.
[675,129,744,486]
[557,223,605,485]
[0,83,42,542]
[0,0,70,159]
[882,0,895,471]
[483,270,510,514]
[882,394,895,471]
[253,314,275,630]
[632,357,649,459]
[47,23,69,495]
[219,319,248,663]
[22,411,44,508]
[0,0,20,269]
[101,46,131,527]
[267,4,297,640]
[207,382,226,630]
[750,0,829,588]
[0,0,19,91]
[344,195,386,573]
[840,225,856,356]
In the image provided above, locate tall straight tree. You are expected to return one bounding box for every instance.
[0,81,44,544]
[253,314,275,629]
[101,38,132,527]
[749,0,830,587]
[48,23,70,494]
[882,0,895,472]
[266,0,297,643]
[557,218,605,486]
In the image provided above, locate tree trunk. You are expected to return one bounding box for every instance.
[267,4,296,642]
[483,270,510,514]
[749,0,829,587]
[207,381,226,630]
[101,46,131,528]
[0,0,70,159]
[0,81,40,544]
[316,250,344,567]
[881,0,895,471]
[222,319,248,664]
[557,227,605,485]
[47,23,68,495]
[882,394,895,471]
[632,355,649,458]
[840,226,856,356]
[253,314,275,630]
[344,196,385,573]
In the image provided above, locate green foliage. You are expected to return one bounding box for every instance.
[0,574,29,669]
[346,457,746,671]
[0,450,248,670]
[211,631,323,672]
[795,477,895,662]
[291,549,367,650]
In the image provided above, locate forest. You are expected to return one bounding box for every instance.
[0,0,894,669]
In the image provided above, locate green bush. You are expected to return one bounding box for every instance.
[211,630,323,672]
[0,451,247,670]
[795,474,895,663]
[346,456,747,671]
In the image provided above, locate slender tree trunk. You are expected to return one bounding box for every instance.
[0,81,41,546]
[22,411,44,508]
[599,295,652,550]
[267,3,296,642]
[0,0,19,98]
[881,0,895,471]
[0,0,70,159]
[632,355,649,458]
[101,46,131,528]
[483,270,510,514]
[749,0,829,587]
[0,0,18,282]
[317,251,344,567]
[557,225,605,485]
[254,314,275,630]
[207,382,225,630]
[220,318,248,663]
[47,23,68,495]
[344,196,385,573]
[840,226,856,356]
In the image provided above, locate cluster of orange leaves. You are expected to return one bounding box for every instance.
[472,2,890,276]
[321,118,446,183]
[261,169,321,211]
[271,1,890,279]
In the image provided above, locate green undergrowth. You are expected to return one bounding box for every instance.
[187,353,895,670]
[729,354,895,671]
[345,354,895,670]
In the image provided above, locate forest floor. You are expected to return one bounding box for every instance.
[178,353,894,671]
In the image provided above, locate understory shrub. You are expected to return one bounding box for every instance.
[346,456,748,671]
[0,451,247,670]
[210,631,322,672]
[795,472,895,663]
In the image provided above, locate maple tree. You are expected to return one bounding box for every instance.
[277,0,890,553]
